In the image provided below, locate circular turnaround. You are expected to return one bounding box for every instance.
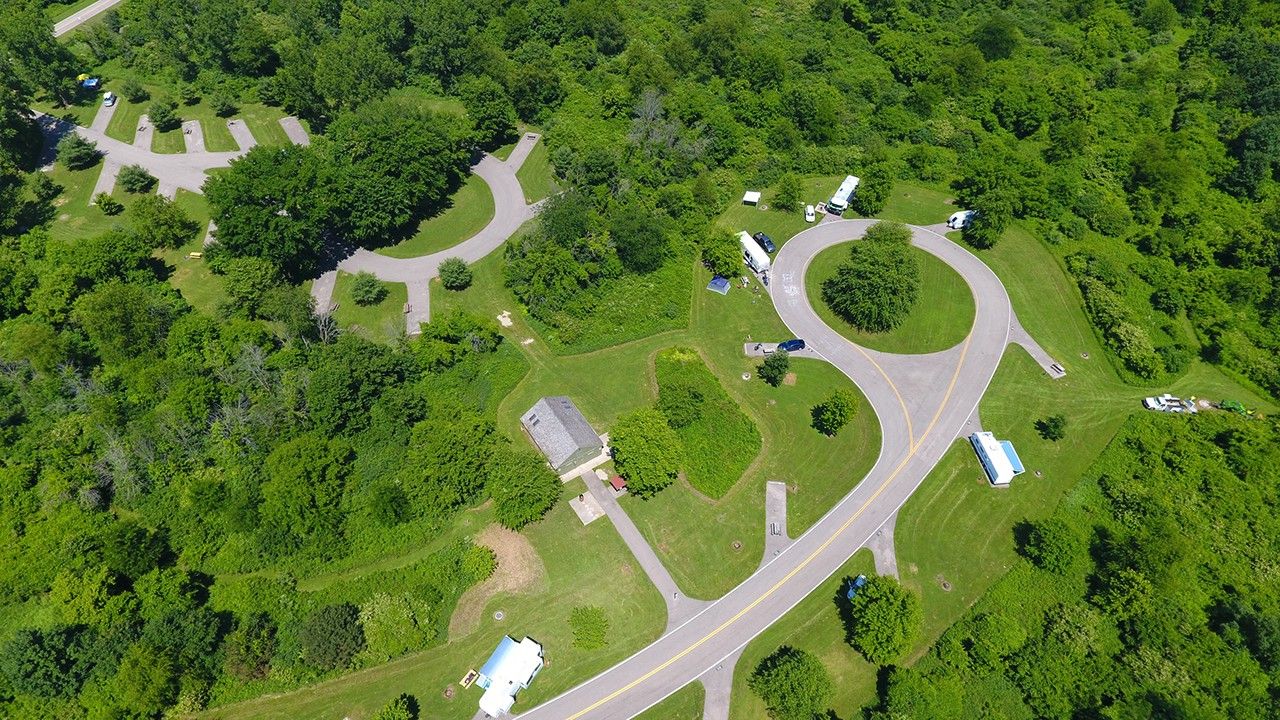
[805,241,976,354]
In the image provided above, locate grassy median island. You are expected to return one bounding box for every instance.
[806,241,975,354]
[655,347,761,498]
[331,271,408,342]
[375,173,496,258]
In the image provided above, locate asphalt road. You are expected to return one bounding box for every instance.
[53,0,124,37]
[513,220,1013,720]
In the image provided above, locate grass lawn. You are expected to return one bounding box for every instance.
[200,482,667,720]
[331,272,409,342]
[375,174,495,259]
[876,182,957,226]
[177,103,240,152]
[43,163,123,243]
[235,102,292,147]
[433,252,881,599]
[515,141,560,203]
[717,176,842,250]
[388,86,466,116]
[152,127,186,154]
[805,242,975,354]
[636,682,705,720]
[729,550,877,720]
[152,191,225,315]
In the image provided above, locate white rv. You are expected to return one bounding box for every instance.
[947,210,976,229]
[827,175,860,215]
[738,231,771,273]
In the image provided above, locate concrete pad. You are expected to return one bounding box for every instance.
[156,181,178,200]
[505,132,541,171]
[133,115,153,149]
[226,119,256,151]
[867,514,899,578]
[181,120,204,153]
[279,116,311,146]
[569,492,604,526]
[89,159,121,202]
[202,220,217,247]
[89,101,117,133]
[763,481,792,565]
[310,270,338,315]
[697,650,742,720]
[405,281,430,335]
[1009,313,1066,378]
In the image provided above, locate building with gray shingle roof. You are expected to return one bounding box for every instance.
[521,397,602,473]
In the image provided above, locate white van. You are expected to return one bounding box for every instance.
[827,175,860,215]
[103,91,117,107]
[738,231,771,273]
[947,210,976,229]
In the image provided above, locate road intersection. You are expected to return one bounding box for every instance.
[512,220,1054,720]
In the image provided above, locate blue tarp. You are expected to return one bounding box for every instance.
[706,275,730,295]
[81,78,100,89]
[1000,440,1024,474]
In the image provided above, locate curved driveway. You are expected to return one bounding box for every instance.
[515,220,1014,720]
[309,133,541,332]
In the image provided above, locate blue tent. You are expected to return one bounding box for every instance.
[706,275,730,295]
[81,78,101,90]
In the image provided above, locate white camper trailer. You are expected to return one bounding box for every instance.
[827,175,860,215]
[738,231,771,273]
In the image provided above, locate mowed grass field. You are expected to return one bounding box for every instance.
[434,252,882,599]
[635,682,705,720]
[515,140,559,203]
[806,241,975,354]
[376,174,496,259]
[331,271,409,342]
[200,482,667,720]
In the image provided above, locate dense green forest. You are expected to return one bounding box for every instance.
[3,0,1280,716]
[865,412,1280,718]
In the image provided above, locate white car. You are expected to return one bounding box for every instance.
[804,205,815,223]
[947,210,976,229]
[103,91,117,107]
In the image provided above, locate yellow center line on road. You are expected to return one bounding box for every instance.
[562,297,982,720]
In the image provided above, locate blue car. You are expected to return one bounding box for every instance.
[778,339,805,352]
[845,574,868,600]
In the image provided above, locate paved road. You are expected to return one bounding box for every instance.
[309,133,542,333]
[53,0,124,37]
[513,220,1026,720]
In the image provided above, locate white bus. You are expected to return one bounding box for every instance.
[827,175,860,215]
[738,231,771,273]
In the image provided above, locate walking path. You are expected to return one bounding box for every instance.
[577,468,710,633]
[308,133,542,333]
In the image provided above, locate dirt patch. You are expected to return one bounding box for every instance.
[447,524,547,639]
[496,310,513,327]
[782,372,797,386]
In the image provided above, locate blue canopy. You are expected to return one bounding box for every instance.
[706,275,730,295]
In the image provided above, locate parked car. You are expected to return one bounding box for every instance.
[778,338,806,352]
[752,231,776,254]
[947,210,976,229]
[805,204,816,222]
[1143,394,1198,413]
[103,91,117,107]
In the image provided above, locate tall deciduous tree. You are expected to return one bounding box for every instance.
[611,407,684,497]
[204,145,335,279]
[748,645,834,720]
[822,224,920,332]
[846,575,922,664]
[487,445,560,529]
[459,76,518,149]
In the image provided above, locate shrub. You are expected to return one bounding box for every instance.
[359,590,439,662]
[148,97,181,132]
[94,193,123,215]
[118,164,157,193]
[131,195,201,248]
[58,134,101,170]
[210,89,239,117]
[177,84,200,106]
[439,257,472,290]
[120,78,149,103]
[758,350,790,387]
[812,389,858,435]
[371,694,418,720]
[461,544,497,582]
[351,271,388,305]
[773,172,802,212]
[657,381,704,429]
[748,646,834,720]
[30,172,62,203]
[569,606,610,649]
[299,603,364,670]
[1020,519,1083,574]
[223,612,276,681]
